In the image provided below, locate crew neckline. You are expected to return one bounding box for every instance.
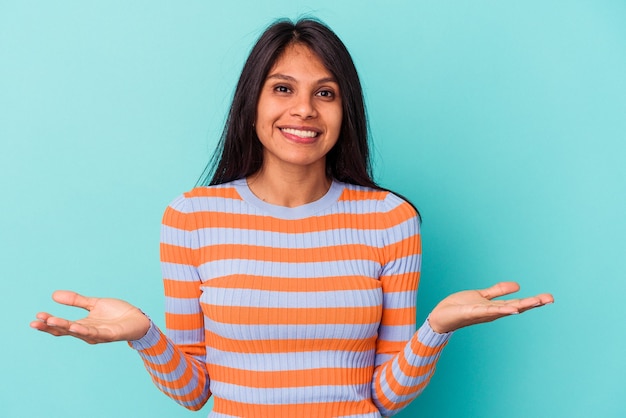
[232,178,344,220]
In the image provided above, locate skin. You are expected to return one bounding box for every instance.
[247,43,343,207]
[30,44,554,342]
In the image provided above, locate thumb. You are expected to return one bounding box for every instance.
[52,290,95,311]
[479,282,521,300]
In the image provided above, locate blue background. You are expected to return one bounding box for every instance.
[2,1,625,417]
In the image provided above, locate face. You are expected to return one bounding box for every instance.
[255,43,343,175]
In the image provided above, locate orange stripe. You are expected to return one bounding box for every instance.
[163,279,201,298]
[380,307,417,326]
[189,243,378,264]
[396,348,435,378]
[208,365,373,388]
[205,330,376,353]
[162,210,414,233]
[338,188,388,202]
[410,332,448,357]
[165,312,204,331]
[202,274,382,292]
[146,348,184,378]
[184,186,243,199]
[201,304,381,325]
[384,201,418,227]
[384,234,421,258]
[213,399,377,418]
[376,340,407,357]
[159,242,195,264]
[380,272,420,292]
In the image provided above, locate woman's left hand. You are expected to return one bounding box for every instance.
[427,282,554,334]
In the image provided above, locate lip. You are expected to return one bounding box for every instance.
[278,125,322,144]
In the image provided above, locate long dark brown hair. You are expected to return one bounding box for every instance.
[197,18,378,189]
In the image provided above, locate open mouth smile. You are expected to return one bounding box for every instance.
[280,127,320,138]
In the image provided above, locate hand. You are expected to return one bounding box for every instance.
[428,282,554,334]
[30,290,151,344]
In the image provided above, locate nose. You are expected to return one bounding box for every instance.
[290,94,317,119]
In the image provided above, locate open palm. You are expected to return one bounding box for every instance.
[428,282,554,334]
[30,290,150,344]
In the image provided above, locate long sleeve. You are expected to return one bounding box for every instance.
[129,195,211,410]
[371,194,451,416]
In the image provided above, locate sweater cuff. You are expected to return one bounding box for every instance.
[128,320,163,351]
[417,318,453,349]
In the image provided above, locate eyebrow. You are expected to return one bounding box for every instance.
[266,73,338,84]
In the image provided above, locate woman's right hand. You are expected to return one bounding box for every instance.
[30,290,151,344]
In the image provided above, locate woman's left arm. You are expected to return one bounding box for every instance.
[370,196,553,416]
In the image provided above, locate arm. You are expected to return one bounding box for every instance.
[371,196,450,416]
[370,196,554,416]
[30,195,211,410]
[129,195,211,410]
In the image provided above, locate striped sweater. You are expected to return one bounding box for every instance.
[130,179,451,417]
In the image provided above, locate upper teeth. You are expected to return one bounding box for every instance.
[281,128,318,138]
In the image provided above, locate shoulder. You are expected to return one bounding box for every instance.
[338,182,419,223]
[167,180,244,213]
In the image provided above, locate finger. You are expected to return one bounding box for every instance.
[479,282,520,300]
[516,294,555,313]
[30,319,72,337]
[537,293,555,304]
[52,290,96,312]
[35,312,53,322]
[44,315,76,330]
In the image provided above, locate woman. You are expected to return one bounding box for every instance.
[31,19,553,417]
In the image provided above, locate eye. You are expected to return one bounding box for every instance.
[274,85,291,93]
[316,89,335,99]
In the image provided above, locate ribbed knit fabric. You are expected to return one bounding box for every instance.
[130,179,451,417]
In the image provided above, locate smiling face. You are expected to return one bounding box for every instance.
[254,43,343,176]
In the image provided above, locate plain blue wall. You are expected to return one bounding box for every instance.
[2,1,625,417]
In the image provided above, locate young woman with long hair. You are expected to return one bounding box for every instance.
[31,19,553,417]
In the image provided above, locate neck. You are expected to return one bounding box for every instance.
[247,164,331,208]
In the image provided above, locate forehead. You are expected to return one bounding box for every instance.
[267,43,335,80]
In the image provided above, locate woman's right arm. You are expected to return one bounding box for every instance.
[128,195,211,410]
[31,195,212,411]
[31,289,211,411]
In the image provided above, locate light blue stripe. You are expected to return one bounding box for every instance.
[205,319,379,341]
[206,348,376,371]
[210,381,370,404]
[198,259,382,280]
[161,225,387,248]
[184,196,393,217]
[166,329,204,345]
[186,196,246,213]
[382,290,417,309]
[165,296,202,314]
[161,262,200,282]
[403,340,441,366]
[377,324,415,342]
[161,225,200,249]
[379,254,421,276]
